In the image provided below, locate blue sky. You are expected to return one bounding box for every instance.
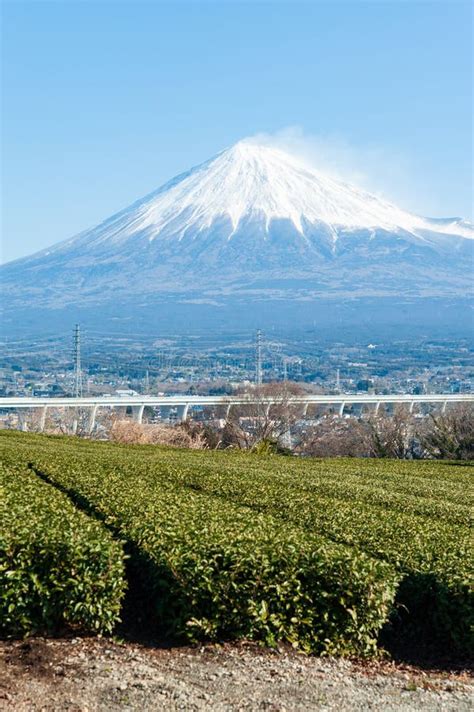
[2,0,472,262]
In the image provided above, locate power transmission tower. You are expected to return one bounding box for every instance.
[255,329,263,386]
[73,324,83,397]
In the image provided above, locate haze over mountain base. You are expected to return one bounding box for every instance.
[3,296,472,342]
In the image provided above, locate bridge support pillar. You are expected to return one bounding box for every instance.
[132,405,145,424]
[226,403,232,419]
[442,401,448,414]
[338,402,346,417]
[19,411,28,432]
[409,401,415,414]
[179,403,190,422]
[39,406,48,432]
[88,405,99,434]
[374,401,381,416]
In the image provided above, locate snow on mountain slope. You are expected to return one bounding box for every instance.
[33,139,472,260]
[2,138,473,317]
[138,140,471,237]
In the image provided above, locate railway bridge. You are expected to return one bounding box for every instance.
[0,393,472,434]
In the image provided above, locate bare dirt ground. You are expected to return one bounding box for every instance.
[0,637,472,711]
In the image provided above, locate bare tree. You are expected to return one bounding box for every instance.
[221,382,306,451]
[361,406,419,459]
[37,406,90,436]
[296,417,369,458]
[297,407,421,459]
[419,404,474,460]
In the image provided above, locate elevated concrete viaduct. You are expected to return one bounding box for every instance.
[0,394,472,434]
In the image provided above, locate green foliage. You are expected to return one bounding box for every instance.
[250,438,292,456]
[1,432,397,656]
[134,450,471,653]
[0,458,126,637]
[1,431,472,655]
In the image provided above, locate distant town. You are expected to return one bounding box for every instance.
[1,328,472,401]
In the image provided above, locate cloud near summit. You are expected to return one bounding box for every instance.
[244,127,426,218]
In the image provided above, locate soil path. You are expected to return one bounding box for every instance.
[1,638,472,711]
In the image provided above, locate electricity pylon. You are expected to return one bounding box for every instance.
[255,329,263,386]
[73,324,83,398]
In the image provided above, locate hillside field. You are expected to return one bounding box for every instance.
[1,431,472,660]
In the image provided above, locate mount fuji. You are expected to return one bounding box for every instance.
[2,139,473,336]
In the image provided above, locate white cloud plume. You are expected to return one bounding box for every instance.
[245,126,431,216]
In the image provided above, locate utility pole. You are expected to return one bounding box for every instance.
[73,324,83,398]
[255,329,263,386]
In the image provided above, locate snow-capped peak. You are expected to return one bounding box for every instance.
[3,137,472,320]
[31,138,472,264]
[83,138,470,247]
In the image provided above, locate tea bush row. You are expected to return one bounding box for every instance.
[2,432,471,653]
[47,433,471,510]
[180,476,470,652]
[119,450,472,652]
[23,436,471,652]
[0,458,126,637]
[17,457,398,655]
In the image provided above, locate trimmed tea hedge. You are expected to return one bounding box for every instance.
[0,459,126,636]
[123,451,472,653]
[21,456,398,655]
[1,431,471,655]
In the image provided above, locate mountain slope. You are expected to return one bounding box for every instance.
[2,139,473,333]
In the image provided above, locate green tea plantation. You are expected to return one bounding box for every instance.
[1,431,472,660]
